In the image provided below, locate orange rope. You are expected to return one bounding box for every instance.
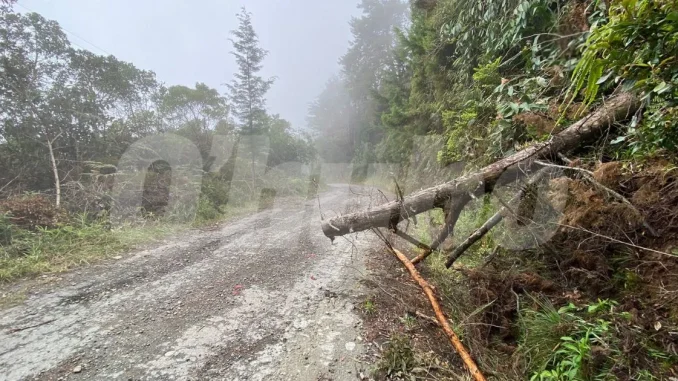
[389,248,487,381]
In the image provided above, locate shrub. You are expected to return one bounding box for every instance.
[195,198,222,223]
[0,194,66,230]
[566,0,678,157]
[375,334,416,377]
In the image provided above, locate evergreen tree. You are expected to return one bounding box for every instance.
[226,8,275,191]
[227,8,274,135]
[339,0,408,161]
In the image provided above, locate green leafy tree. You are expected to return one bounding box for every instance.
[266,114,312,167]
[157,83,231,160]
[339,0,409,156]
[0,10,161,202]
[309,0,408,167]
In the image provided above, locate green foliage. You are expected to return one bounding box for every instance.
[0,217,178,281]
[614,99,678,158]
[473,58,503,93]
[0,6,315,284]
[195,198,222,224]
[566,0,678,156]
[362,298,377,314]
[227,8,274,135]
[0,10,163,192]
[568,0,678,106]
[522,299,621,381]
[266,114,314,167]
[375,334,416,376]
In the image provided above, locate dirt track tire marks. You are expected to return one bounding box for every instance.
[0,184,377,381]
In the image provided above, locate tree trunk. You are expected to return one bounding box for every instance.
[47,138,61,208]
[445,167,550,267]
[250,135,256,197]
[321,93,640,239]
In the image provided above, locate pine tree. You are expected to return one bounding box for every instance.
[338,0,409,160]
[227,8,274,135]
[227,8,274,191]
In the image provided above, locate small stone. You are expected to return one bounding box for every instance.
[345,342,356,351]
[113,256,123,260]
[164,351,175,357]
[72,365,82,373]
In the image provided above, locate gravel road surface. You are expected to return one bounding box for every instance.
[0,184,380,381]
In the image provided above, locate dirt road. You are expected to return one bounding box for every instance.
[0,184,380,381]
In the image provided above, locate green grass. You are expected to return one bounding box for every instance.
[374,334,416,377]
[0,221,180,282]
[0,202,259,283]
[519,299,623,381]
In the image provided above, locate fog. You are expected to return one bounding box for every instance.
[16,0,360,131]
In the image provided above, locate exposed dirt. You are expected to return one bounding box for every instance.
[357,159,678,380]
[0,184,381,381]
[358,248,463,380]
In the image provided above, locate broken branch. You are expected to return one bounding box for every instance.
[411,194,471,265]
[445,168,551,268]
[388,247,487,381]
[393,229,432,251]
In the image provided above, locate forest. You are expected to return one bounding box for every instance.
[311,0,678,380]
[1,0,678,379]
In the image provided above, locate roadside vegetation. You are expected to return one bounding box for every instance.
[0,5,313,282]
[324,0,678,379]
[2,0,678,378]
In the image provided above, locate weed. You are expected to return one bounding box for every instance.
[522,299,619,381]
[375,334,416,377]
[520,297,578,372]
[362,298,377,315]
[399,313,417,330]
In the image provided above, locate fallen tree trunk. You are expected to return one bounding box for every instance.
[322,93,640,240]
[445,168,550,267]
[410,195,470,264]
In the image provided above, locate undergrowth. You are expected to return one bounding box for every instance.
[521,298,620,380]
[386,156,678,380]
[0,201,257,282]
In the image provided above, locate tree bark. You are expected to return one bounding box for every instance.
[388,247,486,381]
[410,194,470,264]
[445,168,550,268]
[46,137,61,208]
[321,93,640,240]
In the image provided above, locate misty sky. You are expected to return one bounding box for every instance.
[15,0,360,131]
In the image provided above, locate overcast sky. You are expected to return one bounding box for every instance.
[15,0,360,131]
